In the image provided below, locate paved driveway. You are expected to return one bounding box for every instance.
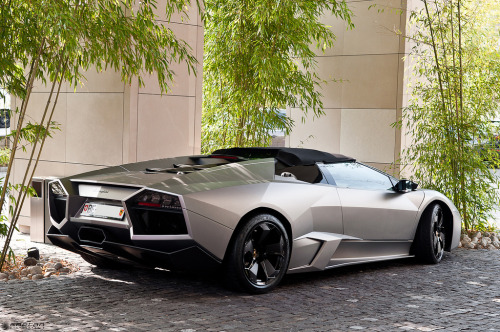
[1,239,500,331]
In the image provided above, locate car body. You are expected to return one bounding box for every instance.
[46,147,461,293]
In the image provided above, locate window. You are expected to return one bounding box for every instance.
[320,162,394,190]
[275,165,326,183]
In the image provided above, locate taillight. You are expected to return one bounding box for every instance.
[127,190,187,235]
[48,180,68,224]
[133,190,182,210]
[49,180,67,196]
[208,154,240,160]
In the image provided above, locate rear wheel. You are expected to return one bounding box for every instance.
[414,204,445,264]
[224,214,290,294]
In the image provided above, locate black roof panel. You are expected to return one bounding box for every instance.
[212,147,355,166]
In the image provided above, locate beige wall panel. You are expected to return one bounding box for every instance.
[400,53,418,156]
[123,82,132,163]
[140,61,196,97]
[193,25,204,154]
[393,4,407,170]
[196,25,204,59]
[68,68,124,93]
[315,57,343,109]
[343,0,402,55]
[16,92,67,162]
[399,18,419,166]
[136,94,196,161]
[313,15,347,57]
[340,108,396,163]
[64,163,105,177]
[139,23,198,97]
[193,93,202,154]
[125,79,140,163]
[192,90,202,153]
[341,54,399,109]
[31,78,67,94]
[18,216,30,233]
[363,161,398,177]
[288,108,341,153]
[13,160,66,183]
[187,96,197,153]
[66,93,124,166]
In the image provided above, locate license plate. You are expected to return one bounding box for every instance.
[80,203,125,220]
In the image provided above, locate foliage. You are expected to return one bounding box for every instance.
[0,0,199,271]
[0,147,9,166]
[400,0,500,230]
[0,182,34,261]
[202,0,352,153]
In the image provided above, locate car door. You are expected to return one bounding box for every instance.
[318,162,424,241]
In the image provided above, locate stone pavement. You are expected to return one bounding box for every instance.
[1,234,500,331]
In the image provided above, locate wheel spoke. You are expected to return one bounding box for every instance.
[261,259,277,279]
[255,223,271,246]
[245,260,259,283]
[243,239,255,268]
[265,241,283,256]
[244,239,254,256]
[431,208,445,259]
[436,212,443,229]
[433,231,444,258]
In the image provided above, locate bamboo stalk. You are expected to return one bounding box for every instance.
[0,38,46,271]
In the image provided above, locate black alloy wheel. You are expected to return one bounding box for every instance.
[414,203,446,264]
[225,214,290,294]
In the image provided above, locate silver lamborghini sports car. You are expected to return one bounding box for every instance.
[47,147,461,293]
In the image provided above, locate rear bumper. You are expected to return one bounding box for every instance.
[47,226,220,272]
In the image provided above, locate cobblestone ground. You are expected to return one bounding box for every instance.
[1,234,500,331]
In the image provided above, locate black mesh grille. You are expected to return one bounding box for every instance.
[128,208,187,235]
[49,194,67,223]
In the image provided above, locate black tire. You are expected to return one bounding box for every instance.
[414,204,445,264]
[224,214,290,294]
[79,252,125,269]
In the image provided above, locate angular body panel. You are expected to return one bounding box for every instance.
[338,188,424,240]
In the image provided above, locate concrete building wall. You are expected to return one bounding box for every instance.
[400,0,423,178]
[13,2,203,233]
[287,0,408,175]
[12,1,415,233]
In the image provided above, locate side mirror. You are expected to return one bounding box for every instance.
[393,179,418,192]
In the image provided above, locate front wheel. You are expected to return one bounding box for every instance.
[414,204,445,264]
[224,214,290,294]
